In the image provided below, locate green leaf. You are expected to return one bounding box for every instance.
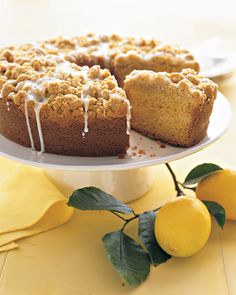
[67,187,132,214]
[102,230,150,286]
[202,200,226,229]
[184,163,223,186]
[138,211,171,266]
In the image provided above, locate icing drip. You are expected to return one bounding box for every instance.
[18,77,59,153]
[110,92,131,135]
[80,67,91,137]
[81,83,90,137]
[24,101,35,149]
[34,103,45,153]
[126,100,132,135]
[6,101,10,112]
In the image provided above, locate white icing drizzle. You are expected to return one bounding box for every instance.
[56,61,76,75]
[55,60,82,76]
[72,46,89,54]
[7,92,15,98]
[92,42,110,68]
[18,77,59,152]
[27,39,135,140]
[80,65,90,76]
[79,67,91,137]
[42,43,57,50]
[0,36,136,153]
[110,92,131,135]
[34,103,45,153]
[6,101,10,112]
[24,101,35,149]
[126,100,132,135]
[81,83,91,137]
[69,41,111,69]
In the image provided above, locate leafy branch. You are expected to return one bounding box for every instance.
[67,163,225,286]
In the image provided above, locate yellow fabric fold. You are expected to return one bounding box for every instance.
[0,242,18,252]
[0,157,74,252]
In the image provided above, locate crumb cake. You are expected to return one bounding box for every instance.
[124,69,217,147]
[0,53,130,156]
[0,34,201,156]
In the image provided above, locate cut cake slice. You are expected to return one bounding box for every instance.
[124,69,217,147]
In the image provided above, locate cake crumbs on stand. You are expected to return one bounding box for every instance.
[138,149,146,155]
[156,140,166,148]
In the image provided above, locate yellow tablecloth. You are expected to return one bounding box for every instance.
[0,165,235,295]
[0,158,74,252]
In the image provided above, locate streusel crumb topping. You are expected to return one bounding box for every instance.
[0,50,129,118]
[43,34,196,65]
[125,68,217,102]
[0,34,197,74]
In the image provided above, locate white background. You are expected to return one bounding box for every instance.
[0,0,235,50]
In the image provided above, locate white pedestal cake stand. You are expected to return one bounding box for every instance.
[0,92,231,202]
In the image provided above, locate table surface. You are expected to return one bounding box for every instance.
[0,0,236,294]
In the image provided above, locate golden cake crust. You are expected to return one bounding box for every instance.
[124,69,217,147]
[0,99,129,156]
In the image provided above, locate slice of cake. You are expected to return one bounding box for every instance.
[124,69,217,147]
[0,51,130,156]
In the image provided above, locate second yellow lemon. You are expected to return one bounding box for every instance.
[154,196,211,257]
[196,169,236,220]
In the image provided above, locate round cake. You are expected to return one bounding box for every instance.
[0,34,201,156]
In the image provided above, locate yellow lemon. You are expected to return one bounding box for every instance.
[154,196,211,257]
[196,169,236,220]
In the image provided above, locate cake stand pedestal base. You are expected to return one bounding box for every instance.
[44,166,159,203]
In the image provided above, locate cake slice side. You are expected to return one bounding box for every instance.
[124,69,217,147]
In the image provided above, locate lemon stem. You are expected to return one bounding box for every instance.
[120,206,162,231]
[121,216,137,231]
[110,211,128,221]
[165,163,185,197]
[177,182,196,192]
